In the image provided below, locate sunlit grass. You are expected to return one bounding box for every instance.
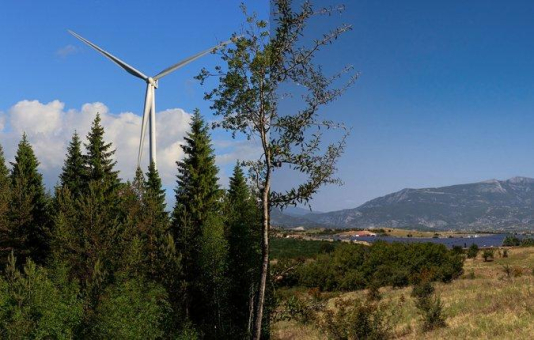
[272,247,534,340]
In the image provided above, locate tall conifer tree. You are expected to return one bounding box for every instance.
[60,131,85,198]
[226,163,261,337]
[52,116,121,306]
[172,110,227,337]
[83,114,119,188]
[8,134,49,264]
[145,162,168,225]
[0,144,11,263]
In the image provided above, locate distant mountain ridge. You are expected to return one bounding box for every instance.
[272,177,534,231]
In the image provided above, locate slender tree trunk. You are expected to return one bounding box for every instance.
[253,174,270,340]
[247,283,255,336]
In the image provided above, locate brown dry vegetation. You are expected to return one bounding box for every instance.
[273,247,534,340]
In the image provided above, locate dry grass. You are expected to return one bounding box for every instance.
[272,247,534,340]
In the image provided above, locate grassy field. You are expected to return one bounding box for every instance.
[272,247,534,339]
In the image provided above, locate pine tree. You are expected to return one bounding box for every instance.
[83,113,119,188]
[76,180,122,306]
[120,165,173,279]
[145,162,168,226]
[59,132,85,198]
[115,165,183,332]
[144,163,183,320]
[226,163,261,337]
[119,169,146,277]
[52,118,122,307]
[8,134,50,264]
[77,115,121,291]
[172,110,227,336]
[0,144,11,263]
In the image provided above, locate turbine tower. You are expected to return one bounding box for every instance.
[68,30,232,169]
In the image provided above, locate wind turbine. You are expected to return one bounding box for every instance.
[68,30,233,169]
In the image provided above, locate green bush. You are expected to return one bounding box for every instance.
[466,244,479,259]
[270,238,341,259]
[502,236,521,247]
[411,281,434,299]
[275,295,317,323]
[320,298,392,340]
[93,277,172,339]
[502,235,534,247]
[0,256,83,339]
[482,249,494,262]
[412,282,446,331]
[451,245,464,255]
[295,241,464,292]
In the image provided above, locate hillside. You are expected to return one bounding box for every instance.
[272,177,534,231]
[273,246,534,339]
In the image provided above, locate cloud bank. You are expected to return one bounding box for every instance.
[0,100,261,191]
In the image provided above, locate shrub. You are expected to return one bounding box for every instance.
[502,264,512,279]
[367,282,381,302]
[0,256,83,339]
[502,236,534,247]
[482,249,494,262]
[412,281,446,331]
[320,298,392,340]
[175,323,199,340]
[416,295,446,331]
[294,242,464,292]
[451,245,464,255]
[464,269,476,280]
[467,244,479,259]
[502,236,521,247]
[512,267,523,278]
[272,258,305,287]
[275,295,315,323]
[502,249,508,258]
[319,242,336,254]
[93,277,172,339]
[411,281,434,299]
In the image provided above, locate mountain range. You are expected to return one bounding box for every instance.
[272,176,534,231]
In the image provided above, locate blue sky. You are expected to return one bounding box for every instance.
[3,1,534,211]
[294,0,534,210]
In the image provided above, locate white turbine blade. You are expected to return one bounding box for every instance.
[153,39,234,81]
[68,30,148,81]
[138,84,153,166]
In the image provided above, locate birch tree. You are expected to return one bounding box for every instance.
[198,1,355,337]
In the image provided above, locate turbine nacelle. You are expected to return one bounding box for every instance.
[147,77,158,88]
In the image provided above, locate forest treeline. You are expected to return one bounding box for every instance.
[0,111,264,339]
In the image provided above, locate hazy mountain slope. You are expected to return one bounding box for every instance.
[271,177,534,231]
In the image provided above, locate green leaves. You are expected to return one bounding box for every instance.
[0,255,84,339]
[93,278,172,340]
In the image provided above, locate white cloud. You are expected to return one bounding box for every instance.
[10,100,64,135]
[0,99,260,191]
[56,44,79,58]
[0,112,5,131]
[215,140,263,166]
[1,99,192,187]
